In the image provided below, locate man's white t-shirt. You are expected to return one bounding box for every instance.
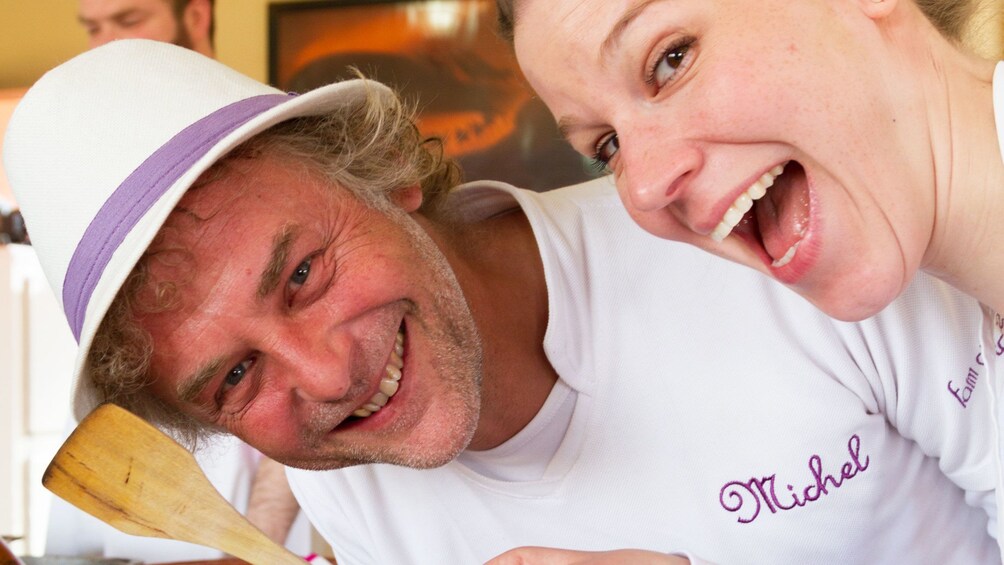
[287,179,1001,564]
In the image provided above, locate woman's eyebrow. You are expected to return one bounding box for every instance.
[556,115,580,142]
[601,0,663,57]
[257,223,301,300]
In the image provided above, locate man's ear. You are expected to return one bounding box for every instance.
[392,184,424,213]
[184,0,213,44]
[856,0,897,20]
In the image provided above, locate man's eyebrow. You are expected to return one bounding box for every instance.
[257,223,300,300]
[77,8,140,25]
[111,9,143,23]
[600,0,662,57]
[178,357,225,404]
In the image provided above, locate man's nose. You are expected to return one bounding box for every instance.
[617,128,703,216]
[277,327,354,403]
[88,28,115,48]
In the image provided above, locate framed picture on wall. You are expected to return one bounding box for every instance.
[268,0,599,191]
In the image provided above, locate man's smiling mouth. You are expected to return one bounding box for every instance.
[350,328,405,419]
[710,161,810,269]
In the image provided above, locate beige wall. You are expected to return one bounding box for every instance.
[0,0,313,90]
[0,0,85,89]
[215,0,308,85]
[0,89,25,205]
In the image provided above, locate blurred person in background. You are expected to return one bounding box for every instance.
[78,0,214,58]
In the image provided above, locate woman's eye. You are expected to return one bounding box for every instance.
[593,133,620,167]
[291,258,311,287]
[649,40,693,88]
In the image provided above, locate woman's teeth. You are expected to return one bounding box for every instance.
[771,238,802,268]
[710,164,786,243]
[352,330,405,418]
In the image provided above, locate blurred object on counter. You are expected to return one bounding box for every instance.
[0,206,28,245]
[2,535,26,564]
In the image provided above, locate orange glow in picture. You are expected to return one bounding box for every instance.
[269,0,595,191]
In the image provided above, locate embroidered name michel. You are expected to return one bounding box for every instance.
[719,435,870,524]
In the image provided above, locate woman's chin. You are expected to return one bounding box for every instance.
[799,277,906,322]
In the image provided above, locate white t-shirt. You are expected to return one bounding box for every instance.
[288,179,999,564]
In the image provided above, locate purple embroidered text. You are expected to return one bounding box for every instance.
[719,434,870,524]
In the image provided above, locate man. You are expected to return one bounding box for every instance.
[57,2,305,555]
[78,0,214,57]
[4,41,1001,564]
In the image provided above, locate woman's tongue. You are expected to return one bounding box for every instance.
[754,163,809,267]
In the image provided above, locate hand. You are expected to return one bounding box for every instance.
[485,547,691,565]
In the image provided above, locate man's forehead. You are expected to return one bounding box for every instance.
[169,155,271,229]
[79,0,171,17]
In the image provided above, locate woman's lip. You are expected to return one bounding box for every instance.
[765,166,818,285]
[767,224,817,284]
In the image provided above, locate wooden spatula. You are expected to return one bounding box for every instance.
[42,403,305,565]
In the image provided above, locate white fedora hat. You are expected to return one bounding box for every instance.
[3,39,386,421]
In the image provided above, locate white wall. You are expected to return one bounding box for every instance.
[0,245,78,556]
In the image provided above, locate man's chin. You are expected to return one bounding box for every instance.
[277,446,465,472]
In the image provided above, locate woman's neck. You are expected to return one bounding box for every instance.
[923,53,1004,314]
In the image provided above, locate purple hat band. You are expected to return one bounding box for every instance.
[62,93,295,342]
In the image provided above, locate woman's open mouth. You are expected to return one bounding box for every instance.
[710,161,810,270]
[348,327,405,420]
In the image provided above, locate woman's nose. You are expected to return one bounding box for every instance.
[618,137,703,215]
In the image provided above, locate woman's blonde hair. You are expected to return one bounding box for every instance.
[915,0,980,41]
[87,83,460,447]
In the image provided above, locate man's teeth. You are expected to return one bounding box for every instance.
[710,164,786,243]
[352,330,405,419]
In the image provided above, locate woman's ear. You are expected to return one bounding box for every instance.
[857,0,897,20]
[392,184,424,213]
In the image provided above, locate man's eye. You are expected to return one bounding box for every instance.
[291,258,311,286]
[286,254,326,308]
[648,39,693,88]
[224,360,251,389]
[120,17,145,28]
[592,133,620,168]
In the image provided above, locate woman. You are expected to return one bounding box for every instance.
[488,1,1003,562]
[496,0,1002,324]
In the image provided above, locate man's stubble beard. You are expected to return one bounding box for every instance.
[171,18,195,52]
